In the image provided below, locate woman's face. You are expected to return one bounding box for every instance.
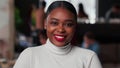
[45,7,76,47]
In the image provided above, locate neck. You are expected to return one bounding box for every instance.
[45,39,72,55]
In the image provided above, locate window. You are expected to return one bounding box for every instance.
[45,0,97,24]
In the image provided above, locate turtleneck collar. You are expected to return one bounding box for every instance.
[44,39,72,55]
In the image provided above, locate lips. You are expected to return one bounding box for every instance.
[54,34,66,42]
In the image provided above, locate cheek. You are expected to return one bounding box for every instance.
[67,28,75,36]
[47,25,54,32]
[46,24,56,36]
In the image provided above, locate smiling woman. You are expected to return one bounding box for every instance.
[45,7,76,47]
[13,1,102,68]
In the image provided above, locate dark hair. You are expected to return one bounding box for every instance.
[46,1,77,21]
[39,1,46,8]
[113,4,120,9]
[84,31,95,40]
[38,30,47,39]
[78,3,88,18]
[34,1,46,8]
[78,3,84,11]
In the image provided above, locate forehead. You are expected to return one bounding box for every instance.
[47,7,75,20]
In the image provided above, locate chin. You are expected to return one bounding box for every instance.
[54,40,70,47]
[54,42,66,47]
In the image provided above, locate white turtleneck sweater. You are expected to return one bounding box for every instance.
[13,39,102,68]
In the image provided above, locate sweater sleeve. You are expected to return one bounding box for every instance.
[89,54,102,68]
[13,48,32,68]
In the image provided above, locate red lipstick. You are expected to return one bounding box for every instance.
[54,34,66,42]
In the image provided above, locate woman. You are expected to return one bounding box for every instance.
[13,1,102,68]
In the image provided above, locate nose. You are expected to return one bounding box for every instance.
[57,24,65,33]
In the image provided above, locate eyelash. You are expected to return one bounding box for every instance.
[64,23,74,27]
[50,21,74,27]
[50,21,58,26]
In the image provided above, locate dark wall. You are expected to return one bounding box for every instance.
[76,24,120,44]
[99,0,120,17]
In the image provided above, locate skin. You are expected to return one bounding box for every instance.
[45,7,76,47]
[83,36,95,48]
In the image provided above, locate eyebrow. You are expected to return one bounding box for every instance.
[51,18,59,21]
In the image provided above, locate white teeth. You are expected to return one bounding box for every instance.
[55,36,64,39]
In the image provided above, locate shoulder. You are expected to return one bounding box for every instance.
[28,45,46,52]
[71,46,100,66]
[72,46,96,58]
[14,45,46,68]
[93,42,100,47]
[73,46,96,54]
[20,45,45,55]
[15,45,45,61]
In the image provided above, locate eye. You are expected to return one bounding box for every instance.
[64,22,75,27]
[50,21,58,26]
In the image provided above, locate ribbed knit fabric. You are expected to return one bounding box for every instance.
[13,39,102,68]
[44,39,72,55]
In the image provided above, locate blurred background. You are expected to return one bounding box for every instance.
[0,0,120,68]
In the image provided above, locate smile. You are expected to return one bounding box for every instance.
[54,34,66,42]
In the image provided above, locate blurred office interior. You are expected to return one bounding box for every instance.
[0,0,120,68]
